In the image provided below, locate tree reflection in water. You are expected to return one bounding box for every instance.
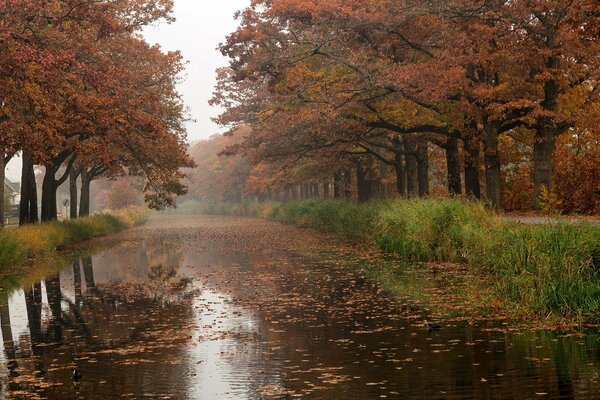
[0,254,198,398]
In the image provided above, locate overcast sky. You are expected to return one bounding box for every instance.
[5,0,249,182]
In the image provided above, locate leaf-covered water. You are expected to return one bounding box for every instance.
[0,216,599,399]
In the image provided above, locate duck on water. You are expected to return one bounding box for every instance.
[424,320,442,331]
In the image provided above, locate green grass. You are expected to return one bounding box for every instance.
[184,198,600,322]
[0,207,149,270]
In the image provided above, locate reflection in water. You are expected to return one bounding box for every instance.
[0,221,598,399]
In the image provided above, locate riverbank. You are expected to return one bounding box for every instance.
[0,207,149,274]
[168,199,600,324]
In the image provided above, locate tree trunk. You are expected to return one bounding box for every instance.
[416,136,430,197]
[323,180,330,200]
[356,165,372,202]
[482,121,502,209]
[333,173,342,199]
[533,69,560,209]
[79,170,91,217]
[301,183,309,200]
[394,152,406,197]
[343,170,353,200]
[69,169,79,219]
[41,168,58,221]
[19,151,38,225]
[404,138,419,198]
[533,127,555,207]
[463,134,482,199]
[29,167,38,222]
[312,183,320,199]
[445,136,462,195]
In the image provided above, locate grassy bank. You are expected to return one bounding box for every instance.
[178,199,600,322]
[0,207,149,271]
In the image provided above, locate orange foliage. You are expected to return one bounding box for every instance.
[109,178,144,210]
[553,136,600,214]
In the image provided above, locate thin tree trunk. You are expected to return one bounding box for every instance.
[445,136,462,195]
[301,183,309,200]
[79,169,91,217]
[404,138,418,198]
[323,180,330,199]
[343,170,353,201]
[463,134,482,199]
[482,121,502,209]
[394,151,406,197]
[69,169,79,219]
[416,136,430,197]
[356,164,372,202]
[312,183,320,199]
[333,173,342,199]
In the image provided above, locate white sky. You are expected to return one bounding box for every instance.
[5,0,249,182]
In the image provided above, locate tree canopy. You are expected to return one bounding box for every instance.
[207,0,599,213]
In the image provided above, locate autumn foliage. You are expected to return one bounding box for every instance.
[206,0,599,214]
[0,0,194,225]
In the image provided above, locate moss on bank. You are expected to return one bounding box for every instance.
[0,208,149,271]
[175,198,600,322]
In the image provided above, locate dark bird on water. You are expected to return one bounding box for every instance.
[72,369,82,381]
[424,320,442,331]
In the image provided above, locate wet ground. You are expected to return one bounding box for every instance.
[0,215,599,399]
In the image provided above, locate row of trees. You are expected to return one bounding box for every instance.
[0,0,193,226]
[210,0,599,212]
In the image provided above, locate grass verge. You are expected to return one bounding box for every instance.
[0,207,149,271]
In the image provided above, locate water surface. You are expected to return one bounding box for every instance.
[0,216,599,399]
